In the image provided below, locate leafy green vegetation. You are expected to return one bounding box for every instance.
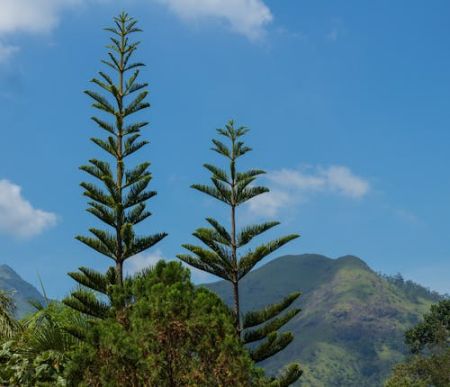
[0,299,82,385]
[385,350,450,387]
[385,300,450,386]
[65,261,267,386]
[0,263,271,386]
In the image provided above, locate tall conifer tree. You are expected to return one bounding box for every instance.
[65,13,166,318]
[178,121,302,386]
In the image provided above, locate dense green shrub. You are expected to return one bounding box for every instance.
[385,300,450,386]
[65,261,266,386]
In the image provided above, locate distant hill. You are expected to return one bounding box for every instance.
[206,254,444,386]
[0,264,45,318]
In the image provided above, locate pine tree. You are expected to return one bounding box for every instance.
[64,13,167,318]
[177,121,303,385]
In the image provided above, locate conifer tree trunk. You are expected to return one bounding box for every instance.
[231,200,240,336]
[233,280,241,337]
[230,134,241,336]
[115,18,126,285]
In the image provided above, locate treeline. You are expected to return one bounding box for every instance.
[381,273,447,303]
[0,13,302,386]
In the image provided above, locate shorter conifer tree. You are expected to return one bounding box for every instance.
[178,121,303,386]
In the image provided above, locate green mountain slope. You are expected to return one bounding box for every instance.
[0,264,45,318]
[206,254,443,386]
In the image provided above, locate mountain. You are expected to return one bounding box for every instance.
[0,264,45,318]
[205,254,443,386]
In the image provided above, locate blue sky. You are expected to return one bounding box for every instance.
[1,0,450,298]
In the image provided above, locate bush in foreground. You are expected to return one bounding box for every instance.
[65,261,267,386]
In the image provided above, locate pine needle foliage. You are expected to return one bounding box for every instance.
[177,121,302,385]
[65,13,167,318]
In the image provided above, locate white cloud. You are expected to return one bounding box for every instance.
[0,0,87,63]
[248,165,370,217]
[0,0,92,36]
[126,249,215,283]
[0,180,57,238]
[155,0,273,40]
[324,166,370,198]
[0,0,72,35]
[269,169,326,191]
[126,249,165,275]
[248,189,292,218]
[0,0,272,64]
